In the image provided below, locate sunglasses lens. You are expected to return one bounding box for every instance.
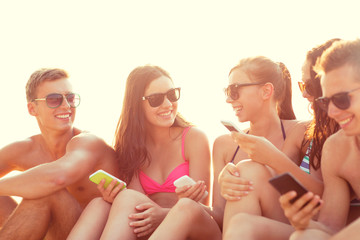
[46,94,63,108]
[167,88,180,102]
[229,85,239,100]
[66,93,81,108]
[332,93,350,110]
[147,94,164,107]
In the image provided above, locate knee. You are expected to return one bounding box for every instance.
[112,189,147,207]
[87,197,111,210]
[236,160,272,181]
[171,198,205,222]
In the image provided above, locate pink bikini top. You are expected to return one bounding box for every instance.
[139,127,191,195]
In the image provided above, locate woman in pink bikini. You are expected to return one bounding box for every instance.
[67,65,219,239]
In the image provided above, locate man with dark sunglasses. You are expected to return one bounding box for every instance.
[0,68,121,239]
[280,39,360,240]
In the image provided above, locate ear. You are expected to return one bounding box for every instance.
[261,82,274,100]
[27,102,37,116]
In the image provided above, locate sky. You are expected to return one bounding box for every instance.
[0,0,359,152]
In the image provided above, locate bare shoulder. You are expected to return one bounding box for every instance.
[282,119,309,131]
[67,130,113,153]
[322,130,348,167]
[185,126,209,144]
[0,137,32,160]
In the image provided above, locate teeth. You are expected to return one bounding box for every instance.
[56,114,70,119]
[338,117,351,125]
[159,111,171,116]
[233,106,242,112]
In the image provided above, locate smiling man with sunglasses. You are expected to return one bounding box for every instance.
[281,39,360,240]
[0,68,120,239]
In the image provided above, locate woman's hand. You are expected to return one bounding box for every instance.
[175,180,207,202]
[231,132,279,166]
[218,162,253,201]
[97,179,125,203]
[279,191,323,230]
[129,202,168,238]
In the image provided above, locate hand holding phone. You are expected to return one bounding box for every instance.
[89,170,126,190]
[221,120,243,133]
[269,172,308,203]
[174,175,208,200]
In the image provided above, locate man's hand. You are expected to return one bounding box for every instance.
[279,191,323,230]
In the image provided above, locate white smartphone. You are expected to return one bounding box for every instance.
[221,120,243,133]
[89,169,126,190]
[174,175,208,199]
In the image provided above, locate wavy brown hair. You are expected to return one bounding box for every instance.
[301,39,341,170]
[229,56,296,120]
[113,65,191,183]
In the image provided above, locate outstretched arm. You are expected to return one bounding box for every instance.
[0,133,109,198]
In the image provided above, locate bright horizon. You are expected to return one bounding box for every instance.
[1,0,359,151]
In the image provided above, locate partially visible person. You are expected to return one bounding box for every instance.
[280,39,360,240]
[67,65,218,240]
[0,68,120,239]
[220,39,341,240]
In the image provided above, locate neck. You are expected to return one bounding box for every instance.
[39,127,75,160]
[249,111,281,138]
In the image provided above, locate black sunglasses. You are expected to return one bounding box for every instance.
[315,87,360,112]
[298,81,316,96]
[33,93,81,109]
[142,88,181,107]
[224,83,263,100]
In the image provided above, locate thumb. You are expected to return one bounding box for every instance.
[226,162,240,177]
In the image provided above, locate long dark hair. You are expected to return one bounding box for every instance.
[113,65,191,183]
[229,56,296,120]
[301,38,341,170]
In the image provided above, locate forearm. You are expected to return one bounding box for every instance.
[269,151,323,195]
[0,164,67,198]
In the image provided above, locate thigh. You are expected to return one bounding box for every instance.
[224,213,293,240]
[45,189,83,240]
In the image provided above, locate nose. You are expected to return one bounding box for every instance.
[60,95,71,108]
[162,96,173,107]
[225,95,233,104]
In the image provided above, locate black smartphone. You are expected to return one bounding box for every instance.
[221,120,243,133]
[269,172,308,204]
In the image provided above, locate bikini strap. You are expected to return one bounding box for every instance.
[181,126,192,161]
[230,129,249,163]
[280,120,286,140]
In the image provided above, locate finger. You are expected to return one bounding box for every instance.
[97,179,106,192]
[129,218,150,227]
[225,162,240,177]
[223,181,253,192]
[293,192,315,210]
[135,202,154,211]
[105,179,118,194]
[137,227,155,238]
[223,193,242,201]
[175,185,191,194]
[279,191,297,207]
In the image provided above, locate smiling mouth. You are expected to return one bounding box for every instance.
[56,114,71,119]
[338,117,352,126]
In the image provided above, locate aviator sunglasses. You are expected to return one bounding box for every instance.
[298,81,316,96]
[32,93,81,108]
[224,82,263,100]
[315,87,360,112]
[142,88,181,107]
